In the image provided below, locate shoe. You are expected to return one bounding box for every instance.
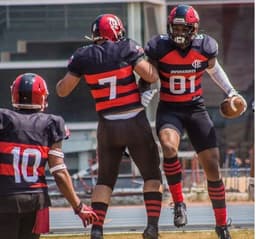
[173,202,188,227]
[91,228,103,239]
[142,224,158,239]
[215,225,232,239]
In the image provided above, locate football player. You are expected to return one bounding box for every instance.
[141,4,246,239]
[0,73,98,239]
[56,14,163,239]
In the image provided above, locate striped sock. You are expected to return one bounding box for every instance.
[91,202,108,231]
[163,156,183,203]
[144,191,162,226]
[208,179,227,226]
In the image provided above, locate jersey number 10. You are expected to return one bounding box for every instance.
[12,147,41,183]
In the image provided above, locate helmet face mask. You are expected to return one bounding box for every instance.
[91,14,125,42]
[11,73,49,111]
[169,24,196,47]
[167,5,199,49]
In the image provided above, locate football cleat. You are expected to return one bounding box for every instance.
[91,228,104,239]
[215,225,232,239]
[142,224,159,239]
[173,202,188,227]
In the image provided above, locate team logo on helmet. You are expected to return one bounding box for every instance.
[91,14,125,42]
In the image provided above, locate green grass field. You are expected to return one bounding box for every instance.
[42,229,254,239]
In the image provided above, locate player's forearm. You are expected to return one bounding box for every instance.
[134,59,159,83]
[56,72,81,97]
[206,60,236,96]
[53,170,80,208]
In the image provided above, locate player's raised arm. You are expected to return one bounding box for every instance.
[56,72,81,97]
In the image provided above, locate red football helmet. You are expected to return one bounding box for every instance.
[167,5,199,48]
[91,14,125,42]
[11,73,49,111]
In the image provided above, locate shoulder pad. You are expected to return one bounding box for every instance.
[159,34,169,41]
[145,34,171,60]
[0,110,3,130]
[48,115,67,142]
[0,109,11,131]
[201,34,218,57]
[119,38,144,65]
[193,34,218,58]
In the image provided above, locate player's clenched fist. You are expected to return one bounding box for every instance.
[74,202,99,227]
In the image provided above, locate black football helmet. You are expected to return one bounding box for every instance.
[11,73,49,111]
[167,5,199,48]
[91,14,125,42]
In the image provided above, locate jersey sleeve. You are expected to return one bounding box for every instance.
[47,115,68,145]
[0,111,3,130]
[0,110,11,132]
[144,35,162,61]
[67,47,87,76]
[120,39,145,66]
[202,35,218,59]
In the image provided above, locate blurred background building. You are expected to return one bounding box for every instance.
[0,0,254,193]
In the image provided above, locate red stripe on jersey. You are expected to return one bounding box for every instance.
[0,164,14,175]
[160,49,208,64]
[91,82,138,99]
[0,142,49,159]
[0,164,45,177]
[27,166,45,177]
[160,88,203,102]
[30,182,47,188]
[96,93,140,111]
[85,66,132,84]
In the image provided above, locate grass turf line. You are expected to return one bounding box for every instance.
[41,229,254,239]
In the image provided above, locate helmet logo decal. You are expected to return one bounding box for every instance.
[108,17,120,39]
[91,14,124,42]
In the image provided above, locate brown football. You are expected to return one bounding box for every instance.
[219,95,247,119]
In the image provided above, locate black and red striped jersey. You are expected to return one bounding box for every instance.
[145,34,218,104]
[0,108,66,195]
[68,38,144,115]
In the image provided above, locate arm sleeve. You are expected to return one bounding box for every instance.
[120,39,145,67]
[48,115,68,145]
[206,59,237,96]
[0,112,3,130]
[67,49,85,76]
[202,35,218,59]
[144,35,161,61]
